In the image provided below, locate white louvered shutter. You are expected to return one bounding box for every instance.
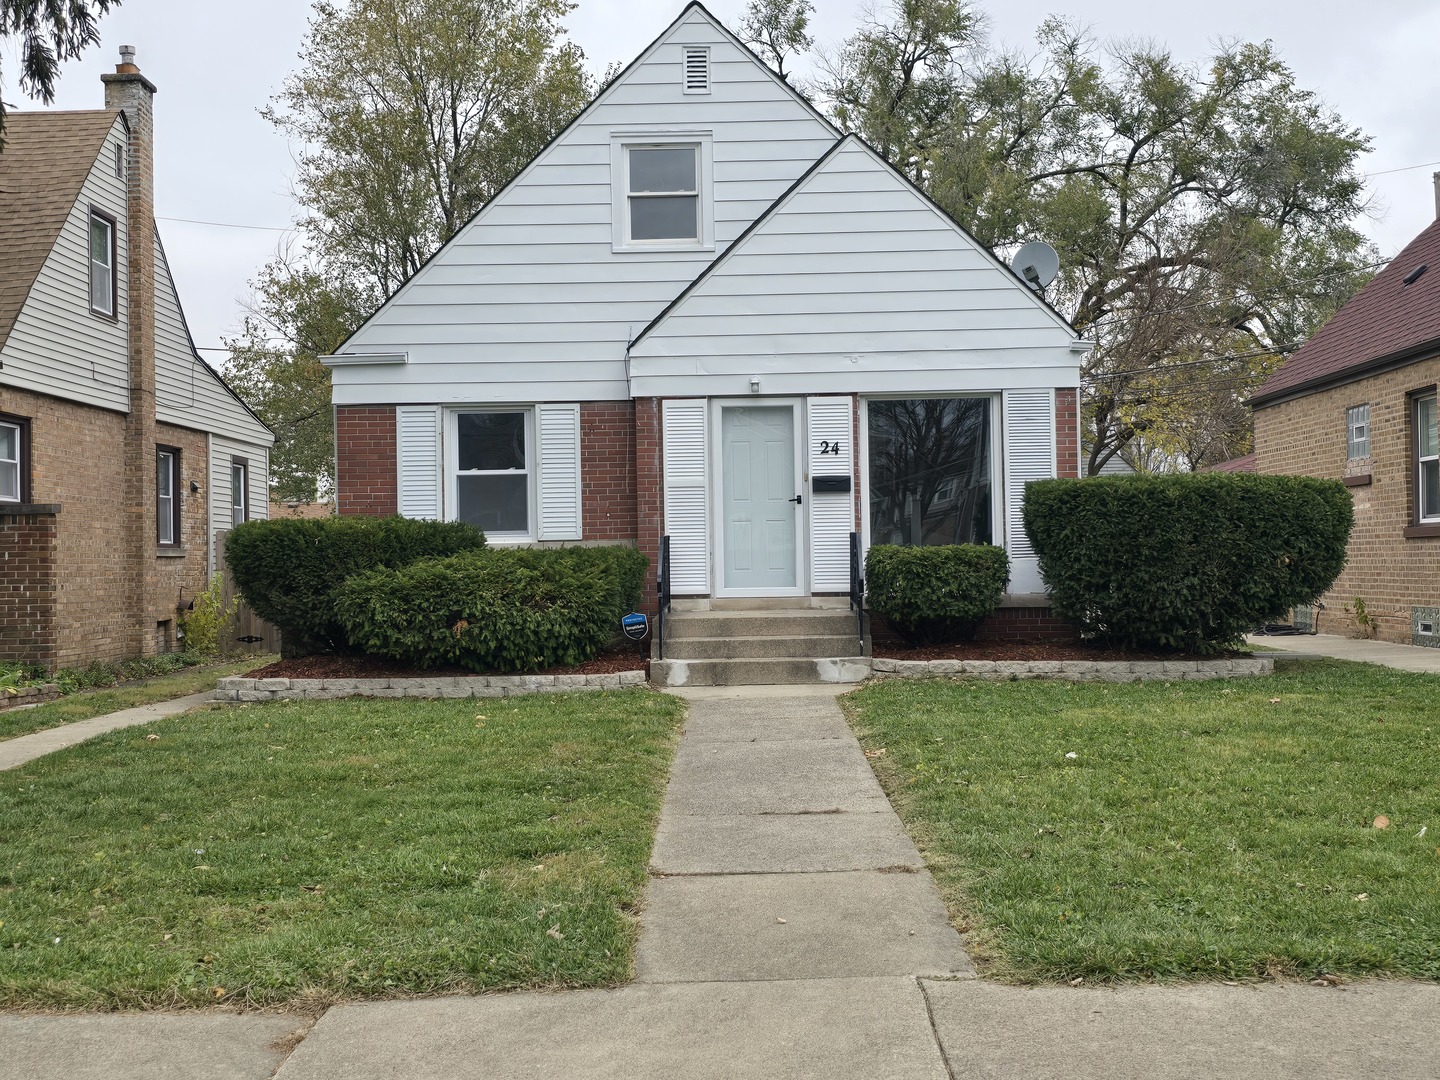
[662,399,709,594]
[807,396,855,591]
[682,46,710,94]
[537,403,582,541]
[396,405,442,519]
[1002,389,1055,593]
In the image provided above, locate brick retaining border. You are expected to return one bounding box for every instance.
[868,657,1273,681]
[213,671,649,702]
[0,684,62,712]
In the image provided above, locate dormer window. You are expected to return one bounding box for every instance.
[89,209,117,317]
[610,132,714,252]
[628,146,699,242]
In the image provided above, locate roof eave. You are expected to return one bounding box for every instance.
[1249,336,1440,410]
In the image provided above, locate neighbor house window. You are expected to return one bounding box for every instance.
[231,459,248,524]
[0,419,23,503]
[157,447,180,545]
[626,145,700,243]
[1346,404,1370,460]
[868,398,993,546]
[454,410,531,538]
[1418,393,1439,524]
[89,210,117,317]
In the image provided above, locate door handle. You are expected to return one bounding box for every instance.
[790,495,803,505]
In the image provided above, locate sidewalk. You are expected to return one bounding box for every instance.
[0,692,213,771]
[5,684,1440,1078]
[1247,632,1440,673]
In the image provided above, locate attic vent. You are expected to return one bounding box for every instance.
[683,46,710,94]
[1403,264,1428,286]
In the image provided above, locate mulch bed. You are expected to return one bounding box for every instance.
[247,645,651,681]
[870,640,1253,662]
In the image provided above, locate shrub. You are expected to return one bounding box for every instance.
[1022,473,1353,653]
[333,545,649,673]
[179,573,238,658]
[866,544,1009,644]
[225,516,487,655]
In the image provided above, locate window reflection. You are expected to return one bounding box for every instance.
[868,398,992,546]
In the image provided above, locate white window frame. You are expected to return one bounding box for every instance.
[446,407,536,542]
[89,209,116,318]
[157,447,178,546]
[610,130,714,252]
[0,420,21,503]
[858,394,1004,557]
[1346,403,1370,460]
[1418,392,1439,524]
[231,460,248,525]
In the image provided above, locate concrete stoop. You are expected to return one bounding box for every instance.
[653,609,867,686]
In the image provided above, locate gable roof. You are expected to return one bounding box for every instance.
[328,1,840,360]
[629,134,1080,351]
[1251,218,1440,408]
[0,109,123,349]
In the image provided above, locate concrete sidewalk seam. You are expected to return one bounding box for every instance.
[918,978,961,1080]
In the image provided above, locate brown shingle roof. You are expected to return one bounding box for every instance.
[1206,452,1257,473]
[1252,217,1440,407]
[0,110,122,350]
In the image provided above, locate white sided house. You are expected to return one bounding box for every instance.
[325,3,1087,677]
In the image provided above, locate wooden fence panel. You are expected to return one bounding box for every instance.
[215,531,281,656]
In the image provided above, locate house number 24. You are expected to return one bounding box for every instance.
[818,440,843,456]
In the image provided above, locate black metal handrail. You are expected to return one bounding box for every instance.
[656,535,672,660]
[849,531,865,655]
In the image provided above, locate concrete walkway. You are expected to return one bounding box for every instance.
[6,685,1440,1077]
[1248,632,1440,673]
[0,692,213,771]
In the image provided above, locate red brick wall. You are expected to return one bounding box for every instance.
[974,606,1077,643]
[0,506,59,667]
[1056,388,1079,479]
[336,406,397,517]
[635,398,662,614]
[581,402,638,542]
[154,421,212,651]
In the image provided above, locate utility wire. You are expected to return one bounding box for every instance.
[157,215,292,233]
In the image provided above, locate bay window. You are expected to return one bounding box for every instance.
[868,397,994,546]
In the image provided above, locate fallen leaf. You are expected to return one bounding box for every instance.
[301,885,324,894]
[1374,815,1390,830]
[864,748,887,759]
[1069,976,1084,986]
[776,918,787,924]
[546,925,564,941]
[1268,697,1282,704]
[1065,752,1078,760]
[145,733,160,742]
[212,987,226,999]
[192,865,212,872]
[1354,893,1369,902]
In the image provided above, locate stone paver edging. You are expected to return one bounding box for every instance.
[213,671,648,702]
[869,656,1273,681]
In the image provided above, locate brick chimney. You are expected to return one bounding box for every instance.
[102,48,163,656]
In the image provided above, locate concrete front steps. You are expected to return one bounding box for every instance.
[651,609,868,687]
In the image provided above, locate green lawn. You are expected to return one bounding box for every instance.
[844,660,1440,983]
[0,689,683,1008]
[0,658,272,742]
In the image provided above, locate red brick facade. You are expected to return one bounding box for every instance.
[581,401,638,542]
[0,505,58,665]
[336,406,398,517]
[1254,356,1440,646]
[1055,388,1079,479]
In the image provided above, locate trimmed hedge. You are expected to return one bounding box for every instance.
[866,544,1009,644]
[332,545,648,673]
[226,516,487,654]
[1022,473,1352,653]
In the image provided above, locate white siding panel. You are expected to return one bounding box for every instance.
[396,406,442,519]
[209,434,271,571]
[328,5,838,404]
[1003,389,1055,594]
[0,115,130,411]
[537,403,582,540]
[663,399,709,594]
[807,396,855,591]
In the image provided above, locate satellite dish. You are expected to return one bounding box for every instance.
[1011,241,1060,292]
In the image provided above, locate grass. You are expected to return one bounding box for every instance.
[844,660,1440,984]
[0,689,683,1009]
[0,658,273,742]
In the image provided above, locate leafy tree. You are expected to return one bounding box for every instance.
[818,3,1375,472]
[230,0,595,497]
[738,0,814,83]
[0,0,118,138]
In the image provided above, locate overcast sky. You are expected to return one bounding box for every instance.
[21,0,1440,358]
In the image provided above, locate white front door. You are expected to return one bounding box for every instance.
[719,403,801,594]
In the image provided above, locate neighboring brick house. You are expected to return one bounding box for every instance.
[324,3,1088,632]
[1251,208,1440,646]
[0,49,273,671]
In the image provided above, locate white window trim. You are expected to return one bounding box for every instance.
[1346,403,1370,461]
[1418,392,1439,524]
[89,209,116,318]
[157,448,178,546]
[231,461,248,525]
[0,420,20,503]
[610,130,714,253]
[858,393,1004,559]
[445,406,537,542]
